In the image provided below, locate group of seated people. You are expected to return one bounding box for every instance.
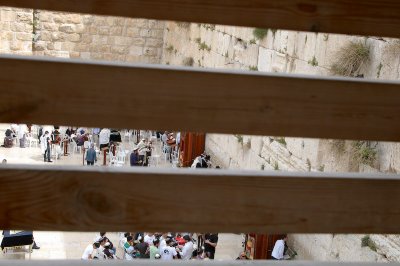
[191,153,214,168]
[121,232,218,260]
[82,232,219,261]
[82,232,117,260]
[130,138,153,166]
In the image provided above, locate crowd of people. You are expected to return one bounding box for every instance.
[82,232,219,261]
[2,124,218,169]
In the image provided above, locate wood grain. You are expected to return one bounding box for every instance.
[1,55,400,141]
[1,165,400,233]
[1,0,400,37]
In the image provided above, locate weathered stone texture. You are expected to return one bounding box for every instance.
[160,21,400,263]
[0,7,164,63]
[0,7,32,55]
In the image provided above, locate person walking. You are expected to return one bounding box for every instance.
[85,143,97,166]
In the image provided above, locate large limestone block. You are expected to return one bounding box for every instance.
[258,47,273,72]
[16,32,32,41]
[271,50,288,73]
[0,9,16,22]
[129,45,143,56]
[67,33,81,42]
[59,24,76,33]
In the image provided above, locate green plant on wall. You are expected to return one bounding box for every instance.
[306,158,311,171]
[308,56,318,66]
[352,141,377,166]
[330,41,370,77]
[273,161,279,171]
[275,137,287,147]
[166,45,174,53]
[248,66,258,71]
[234,134,243,144]
[377,62,383,78]
[182,57,194,66]
[253,28,268,40]
[361,235,377,252]
[198,41,211,52]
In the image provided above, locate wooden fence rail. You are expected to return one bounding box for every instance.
[0,0,400,38]
[1,55,400,141]
[1,165,400,233]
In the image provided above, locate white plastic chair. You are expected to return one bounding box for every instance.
[26,133,39,148]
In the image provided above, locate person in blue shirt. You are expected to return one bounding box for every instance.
[130,147,141,166]
[85,143,97,166]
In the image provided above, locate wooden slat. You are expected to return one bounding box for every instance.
[1,165,400,233]
[1,0,400,38]
[1,260,387,266]
[1,55,400,141]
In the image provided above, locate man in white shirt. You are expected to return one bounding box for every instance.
[159,233,167,254]
[99,128,110,150]
[271,235,287,260]
[82,242,100,260]
[179,235,194,260]
[160,238,177,260]
[144,233,155,246]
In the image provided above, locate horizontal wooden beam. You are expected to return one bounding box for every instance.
[0,260,382,266]
[1,0,400,38]
[1,165,400,233]
[1,55,400,141]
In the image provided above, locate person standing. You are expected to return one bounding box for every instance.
[92,128,100,148]
[42,131,52,163]
[204,233,218,259]
[18,124,27,148]
[85,143,97,166]
[271,235,288,260]
[99,128,111,150]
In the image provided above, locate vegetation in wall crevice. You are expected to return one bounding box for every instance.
[330,41,370,77]
[253,28,268,40]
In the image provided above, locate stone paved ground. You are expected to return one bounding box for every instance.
[0,124,243,260]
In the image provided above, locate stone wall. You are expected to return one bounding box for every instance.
[33,10,164,63]
[0,7,165,63]
[0,7,33,55]
[161,22,400,261]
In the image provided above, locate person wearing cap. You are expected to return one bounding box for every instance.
[130,146,141,166]
[179,235,194,260]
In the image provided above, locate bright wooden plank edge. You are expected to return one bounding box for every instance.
[1,0,400,38]
[0,165,400,233]
[0,261,391,266]
[1,55,400,141]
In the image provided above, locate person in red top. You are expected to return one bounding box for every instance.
[175,234,185,246]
